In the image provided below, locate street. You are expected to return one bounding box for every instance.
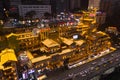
[45,49,120,80]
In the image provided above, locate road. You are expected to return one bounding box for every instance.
[44,49,120,80]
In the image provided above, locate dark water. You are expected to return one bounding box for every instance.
[100,70,120,80]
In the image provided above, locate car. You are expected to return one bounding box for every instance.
[68,73,73,77]
[101,58,105,61]
[81,74,86,77]
[111,54,114,57]
[37,74,47,80]
[116,58,119,61]
[110,61,113,63]
[92,62,97,65]
[90,67,94,70]
[95,67,99,70]
[103,64,107,67]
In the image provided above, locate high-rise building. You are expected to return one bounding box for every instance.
[100,0,113,16]
[96,12,106,25]
[19,5,51,18]
[69,0,88,11]
[9,0,21,6]
[88,0,101,9]
[100,0,120,30]
[9,0,21,13]
[19,0,52,18]
[100,0,120,15]
[50,0,70,13]
[21,0,50,5]
[50,0,88,13]
[70,0,81,10]
[0,1,4,19]
[1,0,10,11]
[0,0,10,20]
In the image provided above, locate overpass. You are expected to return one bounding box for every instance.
[44,49,120,80]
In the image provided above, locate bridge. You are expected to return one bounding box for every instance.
[44,49,120,80]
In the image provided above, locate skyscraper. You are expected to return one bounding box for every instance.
[9,0,21,13]
[21,0,50,5]
[69,0,88,11]
[50,0,70,13]
[0,1,4,19]
[0,0,10,20]
[70,0,81,10]
[88,0,100,9]
[19,0,51,18]
[100,0,112,16]
[100,0,120,30]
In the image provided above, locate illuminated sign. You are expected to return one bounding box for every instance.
[73,35,79,39]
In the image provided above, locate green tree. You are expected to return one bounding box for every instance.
[0,36,8,51]
[0,22,4,35]
[7,34,20,52]
[25,11,36,19]
[0,12,4,20]
[44,12,51,19]
[9,12,19,19]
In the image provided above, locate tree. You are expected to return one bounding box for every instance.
[25,10,36,19]
[44,12,51,19]
[7,34,20,52]
[19,16,24,21]
[9,12,19,19]
[0,12,4,20]
[0,36,8,51]
[0,20,4,35]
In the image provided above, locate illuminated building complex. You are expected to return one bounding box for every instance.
[39,27,50,41]
[0,10,114,79]
[6,32,39,51]
[0,49,18,80]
